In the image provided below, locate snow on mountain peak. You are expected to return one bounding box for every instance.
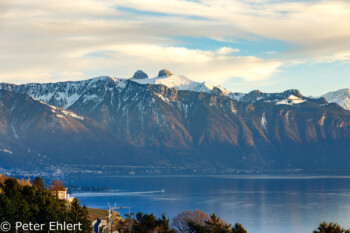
[321,88,350,110]
[130,70,244,99]
[93,72,238,100]
[0,71,238,111]
[131,71,216,93]
[275,95,306,105]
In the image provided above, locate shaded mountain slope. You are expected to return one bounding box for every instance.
[0,90,138,168]
[1,73,350,170]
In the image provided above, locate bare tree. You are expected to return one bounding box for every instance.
[172,210,209,233]
[48,180,65,191]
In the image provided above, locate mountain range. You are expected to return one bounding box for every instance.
[1,69,350,171]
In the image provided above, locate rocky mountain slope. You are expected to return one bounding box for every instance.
[1,70,350,170]
[0,90,138,168]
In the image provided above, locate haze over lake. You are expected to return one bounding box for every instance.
[68,175,350,233]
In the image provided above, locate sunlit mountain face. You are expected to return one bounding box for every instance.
[1,70,350,171]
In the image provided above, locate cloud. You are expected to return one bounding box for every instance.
[99,44,281,82]
[112,0,350,61]
[0,0,282,85]
[216,47,240,55]
[0,0,349,86]
[0,72,86,84]
[0,41,281,84]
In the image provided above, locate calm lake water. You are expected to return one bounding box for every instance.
[67,175,350,233]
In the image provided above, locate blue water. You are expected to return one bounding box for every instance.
[67,175,350,233]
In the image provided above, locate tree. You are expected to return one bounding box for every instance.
[81,205,93,232]
[313,222,350,233]
[48,180,65,200]
[70,198,82,222]
[48,180,65,191]
[231,223,247,233]
[32,177,45,190]
[133,212,176,233]
[0,176,92,233]
[205,214,231,233]
[3,178,22,198]
[187,214,231,233]
[68,199,92,232]
[0,174,7,185]
[186,213,248,233]
[0,194,14,223]
[172,210,209,233]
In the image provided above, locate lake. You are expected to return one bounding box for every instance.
[67,175,350,233]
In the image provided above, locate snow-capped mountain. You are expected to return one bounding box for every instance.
[0,69,233,110]
[0,76,127,109]
[237,89,328,106]
[2,70,350,170]
[131,69,233,95]
[321,88,350,110]
[0,69,318,110]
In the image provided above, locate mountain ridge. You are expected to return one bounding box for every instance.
[1,69,335,110]
[1,70,350,171]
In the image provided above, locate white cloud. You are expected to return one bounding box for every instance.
[104,44,281,82]
[112,0,350,61]
[0,0,349,86]
[216,47,240,55]
[0,41,281,84]
[0,71,86,84]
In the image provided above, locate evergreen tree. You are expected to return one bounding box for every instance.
[133,212,176,233]
[186,213,248,233]
[0,176,92,233]
[81,205,93,232]
[205,214,231,233]
[68,198,92,232]
[70,198,82,222]
[32,177,45,190]
[313,222,350,233]
[231,223,247,233]
[0,194,14,223]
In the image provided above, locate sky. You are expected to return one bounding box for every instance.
[0,0,350,96]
